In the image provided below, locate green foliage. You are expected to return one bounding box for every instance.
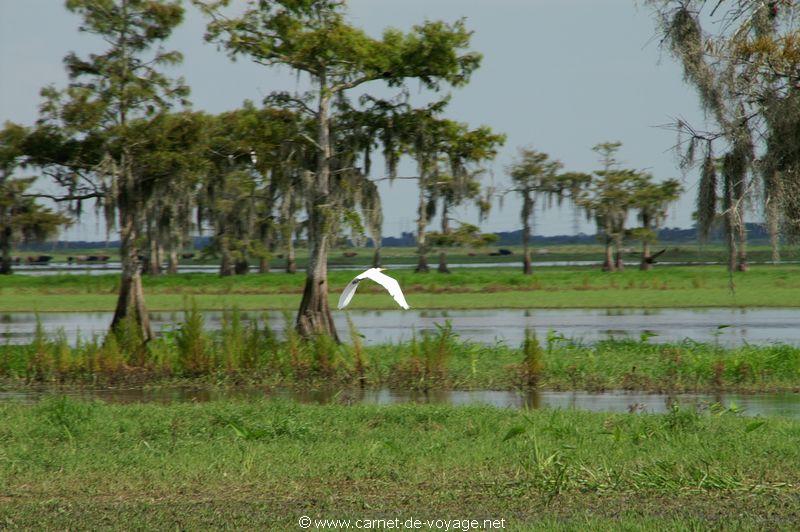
[576,142,643,248]
[631,175,683,243]
[505,147,582,271]
[0,128,71,274]
[427,222,497,248]
[196,1,481,91]
[18,0,196,341]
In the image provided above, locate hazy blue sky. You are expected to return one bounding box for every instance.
[0,0,711,241]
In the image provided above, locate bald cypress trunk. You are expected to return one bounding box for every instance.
[167,246,179,274]
[372,246,381,268]
[769,226,780,263]
[147,227,161,276]
[767,176,781,263]
[0,227,12,275]
[219,234,234,276]
[415,171,430,273]
[437,252,450,273]
[522,193,532,275]
[259,257,270,273]
[259,225,272,273]
[614,248,624,271]
[602,238,615,272]
[111,191,152,342]
[296,89,338,340]
[640,240,652,271]
[285,228,297,274]
[724,176,739,272]
[736,218,748,272]
[437,200,450,274]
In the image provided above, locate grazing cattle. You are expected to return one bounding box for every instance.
[343,252,358,258]
[489,249,513,257]
[69,255,110,263]
[12,257,21,264]
[26,255,53,264]
[181,253,195,260]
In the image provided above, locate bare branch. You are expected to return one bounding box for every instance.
[23,192,102,202]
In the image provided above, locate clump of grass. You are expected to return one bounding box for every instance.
[175,302,210,375]
[282,311,308,379]
[111,314,148,365]
[662,402,701,432]
[396,321,457,389]
[712,358,726,388]
[308,333,340,377]
[517,329,544,387]
[27,316,53,382]
[219,307,244,372]
[347,315,367,387]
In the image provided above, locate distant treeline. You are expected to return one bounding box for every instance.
[20,223,774,252]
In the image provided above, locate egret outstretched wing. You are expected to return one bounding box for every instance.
[337,277,363,309]
[337,268,410,310]
[362,269,410,310]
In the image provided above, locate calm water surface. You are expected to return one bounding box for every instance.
[2,308,799,347]
[1,386,798,418]
[17,259,799,275]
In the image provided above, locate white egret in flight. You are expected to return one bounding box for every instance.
[338,268,410,310]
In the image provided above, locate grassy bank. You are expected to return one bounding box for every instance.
[3,314,800,392]
[18,242,800,267]
[0,398,797,529]
[3,265,800,311]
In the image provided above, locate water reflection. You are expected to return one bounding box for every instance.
[1,385,798,418]
[3,308,800,347]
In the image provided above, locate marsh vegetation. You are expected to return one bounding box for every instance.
[2,309,799,393]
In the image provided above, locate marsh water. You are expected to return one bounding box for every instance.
[12,261,599,275]
[4,306,799,417]
[17,258,800,275]
[1,385,798,418]
[2,307,799,347]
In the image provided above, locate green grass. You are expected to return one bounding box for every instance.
[3,314,800,392]
[3,265,800,311]
[17,241,800,266]
[0,397,797,529]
